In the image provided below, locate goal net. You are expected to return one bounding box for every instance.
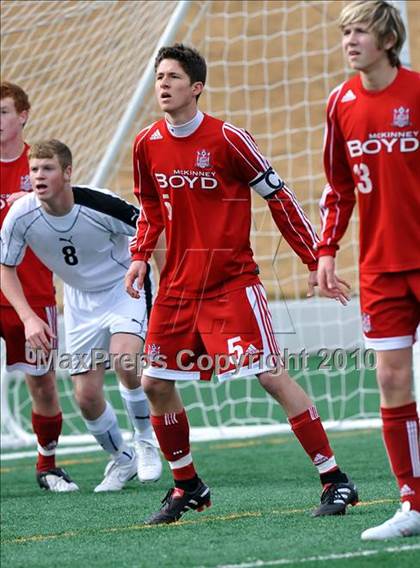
[4,0,414,450]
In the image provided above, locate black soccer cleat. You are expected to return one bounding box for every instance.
[312,480,358,516]
[36,468,79,492]
[145,480,211,525]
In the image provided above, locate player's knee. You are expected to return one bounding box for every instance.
[74,383,101,413]
[376,362,411,396]
[142,376,171,402]
[26,373,57,406]
[258,367,289,394]
[113,358,141,388]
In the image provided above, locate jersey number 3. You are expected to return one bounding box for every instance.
[62,245,79,266]
[353,163,373,194]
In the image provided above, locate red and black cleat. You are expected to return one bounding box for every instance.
[145,480,211,525]
[312,479,359,516]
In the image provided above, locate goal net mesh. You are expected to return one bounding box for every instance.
[1,0,389,449]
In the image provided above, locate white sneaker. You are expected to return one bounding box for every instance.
[361,501,420,540]
[94,451,138,492]
[37,468,79,492]
[134,439,162,483]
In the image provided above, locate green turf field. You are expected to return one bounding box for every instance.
[2,429,420,568]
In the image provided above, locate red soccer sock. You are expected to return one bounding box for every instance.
[382,402,420,511]
[32,411,62,472]
[151,409,197,482]
[289,405,338,476]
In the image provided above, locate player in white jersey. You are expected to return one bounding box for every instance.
[1,139,162,491]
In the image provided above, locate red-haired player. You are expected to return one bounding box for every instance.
[0,82,78,491]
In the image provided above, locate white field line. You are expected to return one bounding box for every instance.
[0,428,377,462]
[1,445,103,461]
[211,543,420,568]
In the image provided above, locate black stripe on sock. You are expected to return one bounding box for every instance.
[107,432,119,452]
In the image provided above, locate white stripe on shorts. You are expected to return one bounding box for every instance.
[245,284,281,359]
[363,334,413,351]
[45,305,58,349]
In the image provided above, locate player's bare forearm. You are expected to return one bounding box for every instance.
[125,259,147,299]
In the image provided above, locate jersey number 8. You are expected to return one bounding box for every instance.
[62,245,79,266]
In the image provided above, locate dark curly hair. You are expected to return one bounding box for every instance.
[154,43,206,100]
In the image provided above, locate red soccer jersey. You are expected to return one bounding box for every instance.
[318,67,420,273]
[131,114,318,298]
[0,143,55,306]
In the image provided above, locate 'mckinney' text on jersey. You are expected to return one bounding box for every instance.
[318,67,420,273]
[131,114,318,298]
[1,186,140,292]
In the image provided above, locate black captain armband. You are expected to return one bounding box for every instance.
[249,167,284,200]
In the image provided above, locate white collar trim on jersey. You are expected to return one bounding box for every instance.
[0,155,20,163]
[165,111,204,138]
[0,146,26,163]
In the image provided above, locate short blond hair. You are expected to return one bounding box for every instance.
[29,140,72,171]
[339,1,406,67]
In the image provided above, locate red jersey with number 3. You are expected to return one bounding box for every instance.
[318,67,420,273]
[131,114,318,298]
[0,144,55,306]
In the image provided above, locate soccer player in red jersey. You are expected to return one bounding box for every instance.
[317,1,420,540]
[126,44,357,524]
[0,82,78,491]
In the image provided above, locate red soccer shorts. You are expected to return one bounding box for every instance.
[0,305,57,375]
[144,283,282,381]
[360,270,420,351]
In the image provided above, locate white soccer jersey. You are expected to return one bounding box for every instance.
[1,186,143,293]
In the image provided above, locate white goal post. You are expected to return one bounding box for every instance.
[1,0,417,452]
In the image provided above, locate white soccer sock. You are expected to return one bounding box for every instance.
[119,383,154,442]
[84,401,131,462]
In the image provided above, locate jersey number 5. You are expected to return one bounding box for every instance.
[353,163,373,194]
[62,245,79,266]
[227,336,244,363]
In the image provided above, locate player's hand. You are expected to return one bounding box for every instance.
[6,191,27,205]
[306,270,318,298]
[125,260,147,299]
[317,255,351,305]
[23,314,55,355]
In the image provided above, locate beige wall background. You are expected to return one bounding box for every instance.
[2,0,419,301]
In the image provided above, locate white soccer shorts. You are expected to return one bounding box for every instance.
[63,279,150,375]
